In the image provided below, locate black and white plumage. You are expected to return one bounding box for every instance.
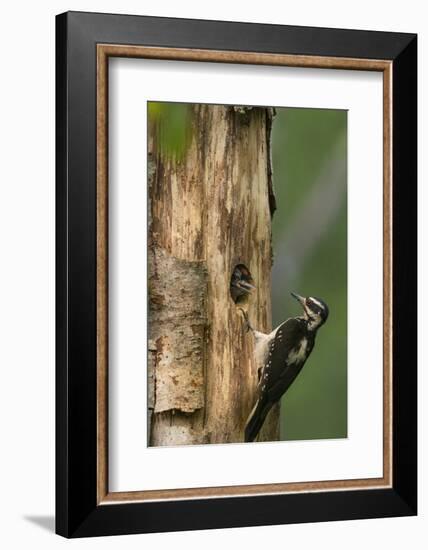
[244,292,329,443]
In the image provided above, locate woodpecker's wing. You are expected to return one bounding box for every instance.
[258,318,311,404]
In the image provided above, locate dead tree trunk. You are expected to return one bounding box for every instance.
[148,104,278,446]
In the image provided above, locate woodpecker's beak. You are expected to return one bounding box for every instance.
[238,280,256,294]
[291,292,307,314]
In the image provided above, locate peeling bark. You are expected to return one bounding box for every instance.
[148,104,278,446]
[148,246,207,415]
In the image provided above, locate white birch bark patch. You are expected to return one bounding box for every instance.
[148,245,208,414]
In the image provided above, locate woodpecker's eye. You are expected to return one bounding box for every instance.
[306,298,323,317]
[306,296,329,322]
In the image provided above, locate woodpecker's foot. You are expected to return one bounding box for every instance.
[238,308,253,333]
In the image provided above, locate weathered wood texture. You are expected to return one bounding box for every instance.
[148,104,278,446]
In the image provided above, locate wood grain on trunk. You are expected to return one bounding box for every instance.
[148,104,278,446]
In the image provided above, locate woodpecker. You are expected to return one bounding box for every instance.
[230,265,256,302]
[243,292,329,442]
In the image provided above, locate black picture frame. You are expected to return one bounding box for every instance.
[56,11,417,538]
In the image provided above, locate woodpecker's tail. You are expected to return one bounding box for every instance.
[245,398,272,442]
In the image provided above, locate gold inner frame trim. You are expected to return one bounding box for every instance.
[96,44,393,505]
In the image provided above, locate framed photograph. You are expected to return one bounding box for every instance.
[56,11,417,538]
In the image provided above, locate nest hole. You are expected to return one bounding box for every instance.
[230,264,255,305]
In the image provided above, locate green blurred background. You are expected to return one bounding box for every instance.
[149,102,348,441]
[271,108,347,441]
